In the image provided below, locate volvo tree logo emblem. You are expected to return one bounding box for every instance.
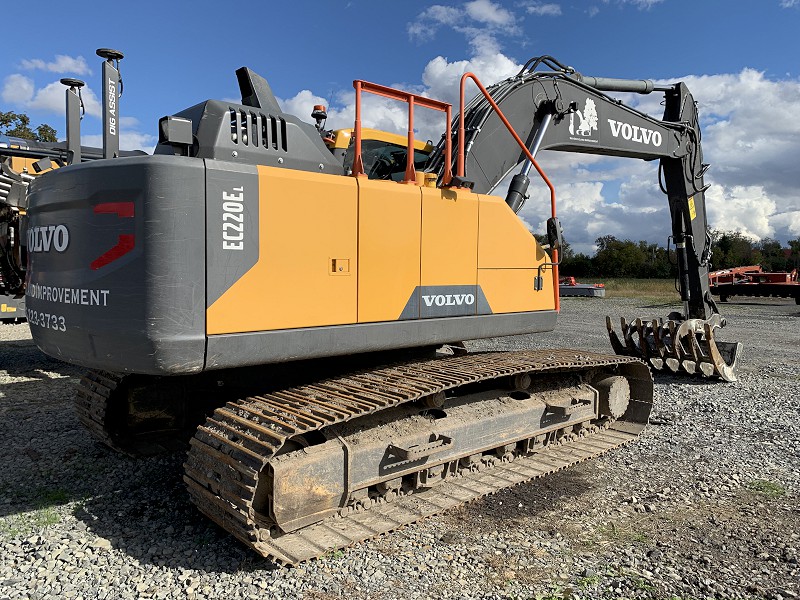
[569,98,598,139]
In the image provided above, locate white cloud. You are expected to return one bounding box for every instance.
[2,74,34,105]
[80,131,157,153]
[619,0,664,7]
[705,185,776,240]
[464,0,514,24]
[3,76,103,119]
[120,116,140,128]
[408,5,464,42]
[421,51,520,106]
[780,0,799,7]
[408,2,520,51]
[19,55,91,76]
[523,2,562,16]
[596,0,664,10]
[772,210,800,236]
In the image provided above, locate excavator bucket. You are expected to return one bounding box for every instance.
[606,315,742,382]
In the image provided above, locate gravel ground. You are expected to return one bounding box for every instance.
[1,297,798,600]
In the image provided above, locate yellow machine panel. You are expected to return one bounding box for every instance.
[478,268,555,314]
[478,195,548,269]
[357,178,422,323]
[207,167,358,334]
[420,187,479,286]
[477,193,555,313]
[9,156,55,175]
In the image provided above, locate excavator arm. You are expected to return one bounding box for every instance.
[427,56,741,381]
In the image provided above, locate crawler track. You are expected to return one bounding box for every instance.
[76,370,201,455]
[183,349,652,565]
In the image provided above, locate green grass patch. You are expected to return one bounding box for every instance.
[533,585,573,600]
[580,521,650,548]
[0,506,61,539]
[576,573,601,589]
[0,487,69,540]
[594,278,677,300]
[747,479,786,498]
[594,520,649,544]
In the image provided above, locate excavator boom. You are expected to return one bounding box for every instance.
[426,57,740,380]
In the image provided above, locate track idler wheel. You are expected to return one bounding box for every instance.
[606,314,741,382]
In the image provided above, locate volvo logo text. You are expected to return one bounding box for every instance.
[28,224,70,253]
[422,294,475,307]
[607,119,662,147]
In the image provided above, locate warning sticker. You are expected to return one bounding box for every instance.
[688,196,697,220]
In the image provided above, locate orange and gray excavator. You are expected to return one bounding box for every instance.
[21,52,740,563]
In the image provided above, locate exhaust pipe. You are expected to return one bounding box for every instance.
[60,78,85,165]
[96,48,124,159]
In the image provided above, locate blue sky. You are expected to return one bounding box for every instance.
[2,0,799,254]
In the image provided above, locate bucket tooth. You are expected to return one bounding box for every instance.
[667,320,685,363]
[621,318,639,354]
[698,361,715,377]
[606,316,626,355]
[702,322,741,382]
[650,320,665,358]
[633,318,649,358]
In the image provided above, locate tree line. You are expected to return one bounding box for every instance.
[0,111,57,142]
[549,231,800,279]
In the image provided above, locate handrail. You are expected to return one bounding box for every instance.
[352,80,452,185]
[458,72,559,310]
[458,72,556,220]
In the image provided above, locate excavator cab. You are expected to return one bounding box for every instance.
[326,127,433,180]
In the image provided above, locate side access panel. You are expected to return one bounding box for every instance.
[25,156,207,374]
[206,166,358,334]
[356,178,421,324]
[477,195,555,313]
[398,186,484,320]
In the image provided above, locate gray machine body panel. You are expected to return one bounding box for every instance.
[205,311,558,370]
[26,155,207,374]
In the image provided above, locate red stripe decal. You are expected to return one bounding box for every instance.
[90,234,135,270]
[94,202,135,218]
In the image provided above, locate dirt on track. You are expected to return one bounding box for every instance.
[1,296,798,600]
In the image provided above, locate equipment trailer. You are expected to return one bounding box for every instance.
[21,53,740,563]
[709,265,800,304]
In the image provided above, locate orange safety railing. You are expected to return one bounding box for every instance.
[352,80,452,185]
[350,75,560,311]
[458,72,559,311]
